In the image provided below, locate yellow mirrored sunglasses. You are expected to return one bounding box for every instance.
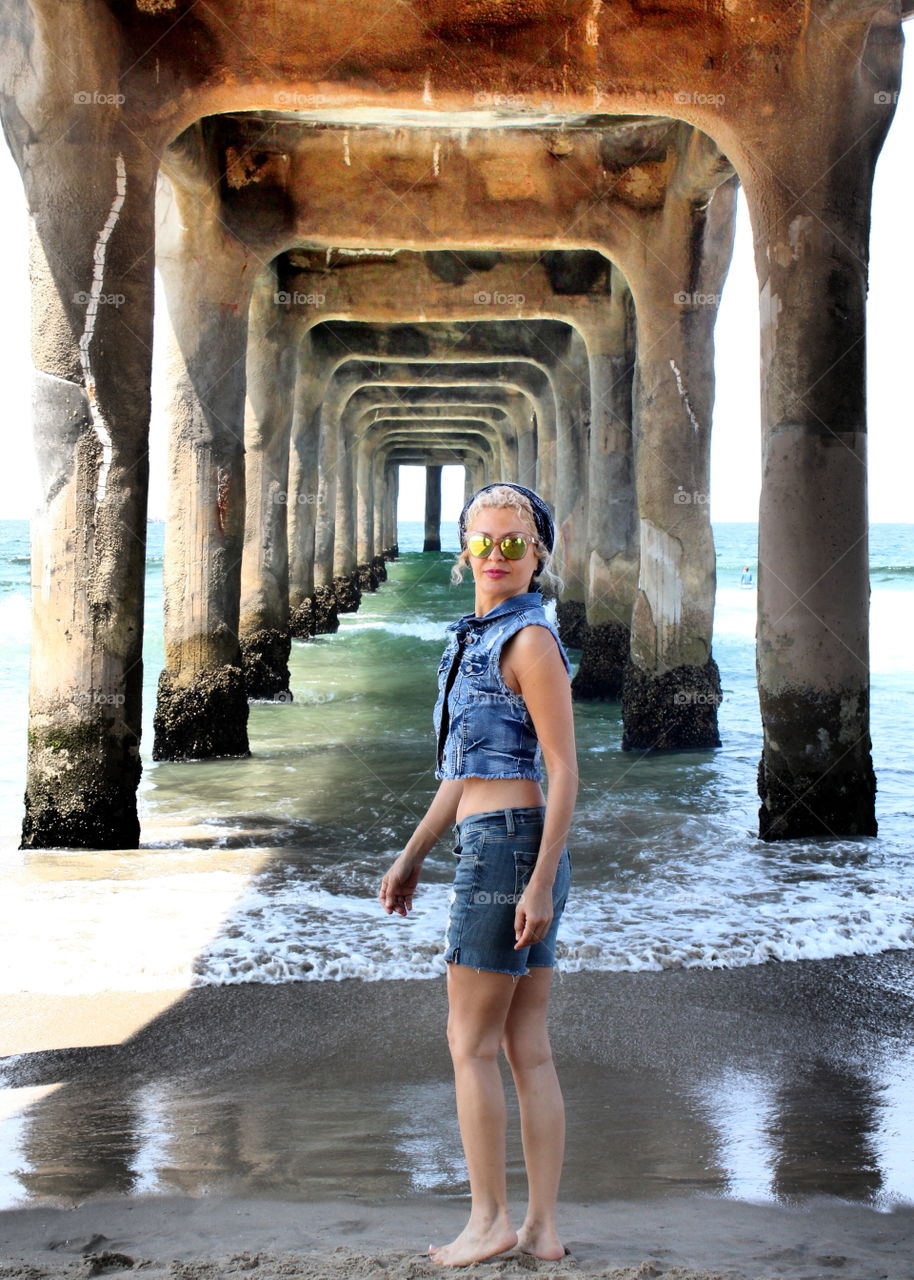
[466,533,536,560]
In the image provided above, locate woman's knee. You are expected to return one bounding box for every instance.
[502,1024,553,1073]
[445,963,518,1062]
[447,1017,502,1064]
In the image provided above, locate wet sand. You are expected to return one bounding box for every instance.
[2,953,914,1277]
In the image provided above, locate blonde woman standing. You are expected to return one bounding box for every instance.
[379,482,578,1267]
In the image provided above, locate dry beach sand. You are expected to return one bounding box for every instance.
[1,1191,913,1280]
[2,955,914,1279]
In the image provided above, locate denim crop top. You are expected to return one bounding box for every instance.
[433,591,571,781]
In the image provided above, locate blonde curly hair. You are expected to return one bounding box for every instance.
[450,484,563,598]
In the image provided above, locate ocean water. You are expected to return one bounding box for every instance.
[0,520,912,995]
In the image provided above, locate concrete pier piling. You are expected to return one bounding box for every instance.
[239,270,296,703]
[2,0,904,846]
[152,166,252,762]
[621,151,739,751]
[423,466,443,552]
[19,141,156,847]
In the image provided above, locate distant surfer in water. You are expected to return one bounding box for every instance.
[740,565,754,588]
[379,482,577,1267]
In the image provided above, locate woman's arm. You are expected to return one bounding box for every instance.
[378,777,465,915]
[503,625,578,947]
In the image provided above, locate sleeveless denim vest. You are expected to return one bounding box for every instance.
[433,591,571,781]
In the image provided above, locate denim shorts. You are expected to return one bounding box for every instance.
[443,805,572,977]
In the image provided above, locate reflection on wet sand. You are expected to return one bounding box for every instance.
[2,956,914,1210]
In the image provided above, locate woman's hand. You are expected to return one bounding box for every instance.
[514,880,554,949]
[379,853,423,916]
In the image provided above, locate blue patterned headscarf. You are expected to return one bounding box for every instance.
[458,482,556,555]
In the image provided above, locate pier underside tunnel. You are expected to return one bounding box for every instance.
[18,73,896,847]
[151,101,737,804]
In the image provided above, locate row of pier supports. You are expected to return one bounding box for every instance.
[1,0,904,851]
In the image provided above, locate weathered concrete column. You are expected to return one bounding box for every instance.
[549,336,592,646]
[316,361,381,615]
[423,465,443,551]
[331,411,361,613]
[354,440,387,589]
[302,360,366,618]
[574,276,639,700]
[466,455,487,500]
[286,343,339,638]
[15,137,156,848]
[385,464,400,557]
[312,410,337,588]
[621,167,738,751]
[378,464,391,560]
[745,35,901,838]
[152,168,251,761]
[515,397,538,489]
[239,270,296,701]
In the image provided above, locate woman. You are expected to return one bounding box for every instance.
[379,481,578,1268]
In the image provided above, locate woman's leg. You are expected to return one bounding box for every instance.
[501,966,565,1260]
[429,963,520,1267]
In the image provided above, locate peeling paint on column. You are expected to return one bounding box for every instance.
[639,517,683,635]
[216,466,231,535]
[788,215,815,257]
[759,277,781,406]
[77,153,126,503]
[771,215,817,268]
[586,0,603,45]
[773,214,815,267]
[669,359,701,434]
[333,247,399,260]
[342,131,350,166]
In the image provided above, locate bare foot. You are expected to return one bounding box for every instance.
[516,1222,565,1261]
[428,1220,518,1267]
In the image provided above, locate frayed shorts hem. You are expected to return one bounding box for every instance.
[446,956,532,978]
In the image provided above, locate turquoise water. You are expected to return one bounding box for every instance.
[0,521,913,990]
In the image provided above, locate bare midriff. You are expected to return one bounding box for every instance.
[455,775,545,823]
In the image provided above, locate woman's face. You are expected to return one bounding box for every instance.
[465,504,539,609]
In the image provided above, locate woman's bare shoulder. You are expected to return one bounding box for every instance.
[506,621,561,654]
[501,621,567,682]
